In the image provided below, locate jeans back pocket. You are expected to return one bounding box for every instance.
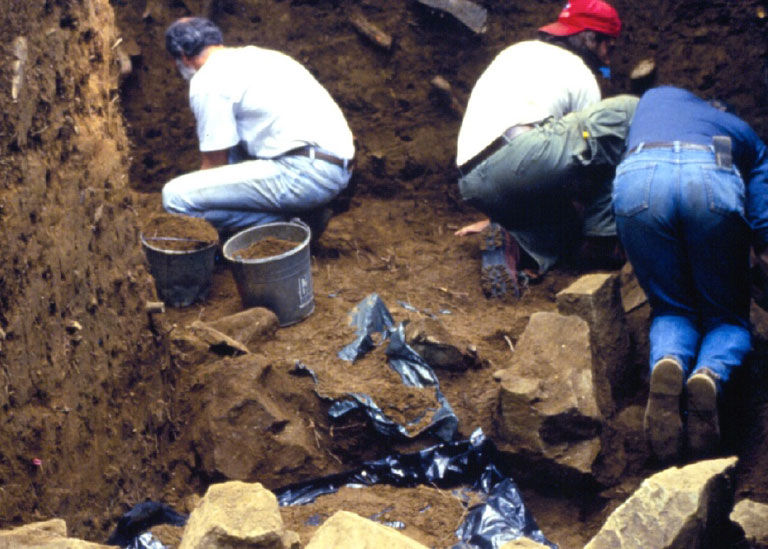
[612,162,656,217]
[701,165,745,217]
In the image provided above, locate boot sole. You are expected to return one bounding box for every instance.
[479,224,518,298]
[687,372,720,458]
[644,358,684,462]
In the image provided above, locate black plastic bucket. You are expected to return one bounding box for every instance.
[141,236,217,308]
[223,221,314,326]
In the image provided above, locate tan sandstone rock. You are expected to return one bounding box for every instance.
[0,518,112,548]
[730,499,768,548]
[556,272,630,412]
[496,311,603,481]
[180,481,298,549]
[305,510,428,549]
[585,457,738,548]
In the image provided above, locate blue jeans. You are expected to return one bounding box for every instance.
[613,145,752,389]
[162,150,352,231]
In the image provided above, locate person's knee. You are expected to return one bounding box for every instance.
[161,178,187,214]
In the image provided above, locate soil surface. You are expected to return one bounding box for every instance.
[233,236,302,260]
[2,1,768,548]
[142,213,219,251]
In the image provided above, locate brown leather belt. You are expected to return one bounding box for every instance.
[624,142,712,158]
[286,146,354,170]
[458,125,534,175]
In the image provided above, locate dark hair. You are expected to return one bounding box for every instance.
[165,17,224,59]
[538,30,608,75]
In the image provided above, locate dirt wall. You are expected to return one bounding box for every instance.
[116,0,768,198]
[0,0,171,539]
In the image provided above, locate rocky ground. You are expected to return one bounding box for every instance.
[2,0,768,548]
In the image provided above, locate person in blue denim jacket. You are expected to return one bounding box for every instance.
[613,86,768,462]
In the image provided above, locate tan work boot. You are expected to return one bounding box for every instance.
[644,357,684,463]
[686,368,720,459]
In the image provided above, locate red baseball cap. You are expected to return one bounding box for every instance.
[539,0,621,38]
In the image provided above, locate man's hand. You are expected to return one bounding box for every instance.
[200,149,228,170]
[454,218,490,236]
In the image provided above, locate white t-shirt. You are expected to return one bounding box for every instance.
[456,40,600,166]
[189,46,354,160]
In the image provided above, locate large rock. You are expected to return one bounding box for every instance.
[305,510,428,549]
[180,481,298,549]
[619,262,652,392]
[495,312,603,482]
[730,499,768,548]
[556,273,630,412]
[0,519,111,548]
[585,457,738,548]
[186,355,321,483]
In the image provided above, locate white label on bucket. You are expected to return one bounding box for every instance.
[298,273,313,308]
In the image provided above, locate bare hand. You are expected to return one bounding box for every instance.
[454,218,490,236]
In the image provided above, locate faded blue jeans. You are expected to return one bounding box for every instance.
[162,150,352,231]
[613,145,752,389]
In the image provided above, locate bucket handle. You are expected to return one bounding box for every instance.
[289,217,311,232]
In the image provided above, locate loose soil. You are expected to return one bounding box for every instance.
[141,213,219,251]
[232,236,301,260]
[2,1,768,548]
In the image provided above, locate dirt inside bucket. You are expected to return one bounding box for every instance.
[141,213,219,251]
[233,236,300,260]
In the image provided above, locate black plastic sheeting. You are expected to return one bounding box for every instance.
[275,428,556,549]
[332,293,458,441]
[106,501,187,548]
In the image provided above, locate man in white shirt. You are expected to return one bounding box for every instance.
[455,0,622,297]
[162,17,355,240]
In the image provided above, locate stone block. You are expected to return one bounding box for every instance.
[496,312,603,480]
[585,457,738,548]
[730,499,768,548]
[306,510,428,549]
[180,481,296,549]
[0,518,112,548]
[556,273,630,413]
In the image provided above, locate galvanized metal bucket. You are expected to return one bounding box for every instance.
[141,235,217,308]
[222,220,314,326]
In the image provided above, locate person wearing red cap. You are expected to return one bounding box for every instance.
[455,0,625,298]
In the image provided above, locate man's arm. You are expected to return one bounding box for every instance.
[200,149,228,169]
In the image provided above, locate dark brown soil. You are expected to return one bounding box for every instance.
[2,1,768,548]
[141,213,219,251]
[232,236,301,260]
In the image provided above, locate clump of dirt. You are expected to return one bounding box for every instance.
[232,236,300,260]
[315,345,443,437]
[141,213,219,251]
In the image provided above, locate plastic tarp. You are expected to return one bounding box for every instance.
[106,501,187,548]
[331,293,458,441]
[275,429,556,549]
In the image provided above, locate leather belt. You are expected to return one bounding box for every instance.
[624,142,712,158]
[458,125,534,175]
[286,146,354,170]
